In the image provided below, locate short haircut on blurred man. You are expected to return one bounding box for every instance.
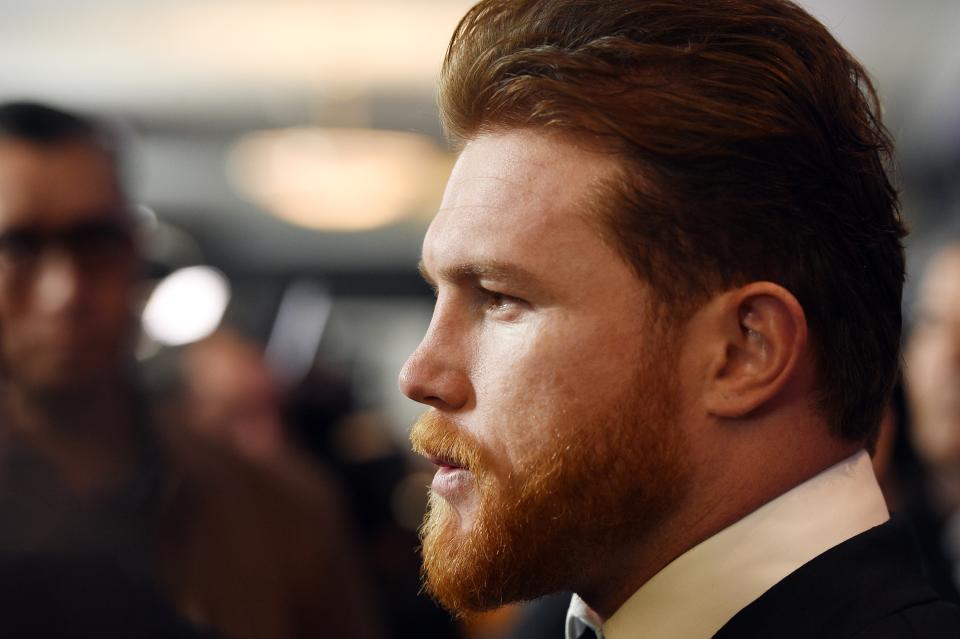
[401,1,960,637]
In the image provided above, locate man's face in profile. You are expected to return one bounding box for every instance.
[401,129,691,614]
[906,247,960,500]
[0,139,137,394]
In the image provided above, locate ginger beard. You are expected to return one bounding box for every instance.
[409,334,690,615]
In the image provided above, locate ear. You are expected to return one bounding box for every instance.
[701,282,809,419]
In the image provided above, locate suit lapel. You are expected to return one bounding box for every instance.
[712,516,939,639]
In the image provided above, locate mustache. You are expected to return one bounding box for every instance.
[410,411,483,471]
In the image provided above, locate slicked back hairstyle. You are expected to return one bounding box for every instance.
[439,0,906,444]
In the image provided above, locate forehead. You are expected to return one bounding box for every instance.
[0,139,123,231]
[423,130,623,278]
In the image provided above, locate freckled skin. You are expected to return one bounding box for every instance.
[401,128,710,618]
[402,131,667,531]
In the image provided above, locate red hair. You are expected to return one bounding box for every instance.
[439,0,906,443]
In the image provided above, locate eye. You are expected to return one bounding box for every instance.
[0,231,42,267]
[481,287,525,320]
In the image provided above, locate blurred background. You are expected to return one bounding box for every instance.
[0,1,957,637]
[2,0,957,429]
[1,0,956,439]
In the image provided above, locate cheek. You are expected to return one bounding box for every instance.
[0,277,27,315]
[0,282,31,354]
[469,318,642,466]
[89,276,135,321]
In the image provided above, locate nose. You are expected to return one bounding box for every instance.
[399,309,471,411]
[34,249,84,315]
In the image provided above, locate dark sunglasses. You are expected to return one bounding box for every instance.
[0,219,135,272]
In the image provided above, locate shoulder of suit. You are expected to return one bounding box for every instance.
[851,600,960,638]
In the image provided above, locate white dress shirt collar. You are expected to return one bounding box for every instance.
[565,449,889,639]
[566,592,603,639]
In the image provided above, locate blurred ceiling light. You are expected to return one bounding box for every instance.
[228,127,453,232]
[142,266,231,346]
[9,2,474,94]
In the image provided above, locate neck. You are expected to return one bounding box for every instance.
[577,423,863,620]
[4,376,142,496]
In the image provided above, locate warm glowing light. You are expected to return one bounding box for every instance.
[227,127,453,232]
[142,266,231,346]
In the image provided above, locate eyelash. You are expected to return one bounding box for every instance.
[426,283,526,319]
[479,287,523,317]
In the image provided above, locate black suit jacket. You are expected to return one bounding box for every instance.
[713,516,960,638]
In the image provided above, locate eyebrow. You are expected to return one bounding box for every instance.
[417,259,549,296]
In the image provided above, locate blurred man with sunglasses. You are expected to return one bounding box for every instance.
[0,102,156,559]
[0,102,207,636]
[0,102,383,639]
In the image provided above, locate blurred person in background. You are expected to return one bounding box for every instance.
[151,326,385,639]
[906,243,960,599]
[401,1,960,638]
[176,328,464,638]
[0,102,144,548]
[179,328,296,465]
[0,100,208,637]
[0,100,217,638]
[0,100,383,639]
[874,377,960,603]
[285,365,464,639]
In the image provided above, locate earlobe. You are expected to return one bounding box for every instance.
[704,282,808,419]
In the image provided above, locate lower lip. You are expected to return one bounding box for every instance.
[431,466,473,498]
